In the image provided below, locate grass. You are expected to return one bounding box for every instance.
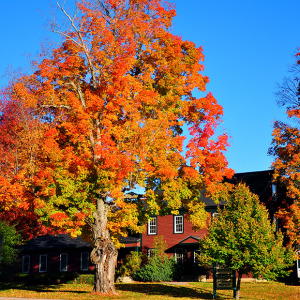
[0,276,299,300]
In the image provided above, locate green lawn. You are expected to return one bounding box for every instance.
[0,280,299,300]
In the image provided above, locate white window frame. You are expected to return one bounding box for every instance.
[147,217,157,235]
[212,212,219,219]
[297,250,300,279]
[60,253,68,272]
[80,252,90,271]
[193,250,201,264]
[39,254,47,273]
[22,255,30,273]
[174,215,184,233]
[174,248,184,264]
[147,248,156,258]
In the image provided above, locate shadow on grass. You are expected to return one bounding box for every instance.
[116,283,213,299]
[0,273,93,294]
[0,282,59,293]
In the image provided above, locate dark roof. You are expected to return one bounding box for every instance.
[119,236,140,243]
[20,234,92,251]
[199,190,227,208]
[200,170,274,208]
[226,170,274,199]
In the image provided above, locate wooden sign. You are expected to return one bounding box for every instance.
[213,263,236,299]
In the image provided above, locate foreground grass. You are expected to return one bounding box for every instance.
[0,280,299,300]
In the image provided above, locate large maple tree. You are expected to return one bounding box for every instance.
[269,49,300,246]
[1,0,233,293]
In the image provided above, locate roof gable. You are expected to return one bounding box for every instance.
[179,236,200,244]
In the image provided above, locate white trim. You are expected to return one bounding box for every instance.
[39,254,47,273]
[147,217,157,235]
[212,212,219,219]
[297,250,300,279]
[193,250,201,263]
[174,215,184,233]
[60,253,68,272]
[80,252,89,271]
[22,255,30,273]
[147,248,155,258]
[174,248,183,264]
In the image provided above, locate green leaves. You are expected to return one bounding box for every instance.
[199,184,294,279]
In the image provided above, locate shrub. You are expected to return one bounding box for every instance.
[133,236,179,282]
[0,221,21,266]
[117,251,143,277]
[133,256,177,282]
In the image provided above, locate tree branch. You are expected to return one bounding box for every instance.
[56,1,98,89]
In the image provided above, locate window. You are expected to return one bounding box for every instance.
[60,253,68,272]
[174,215,184,233]
[193,250,201,264]
[147,217,157,235]
[147,248,156,258]
[81,252,90,271]
[174,248,184,264]
[22,255,30,273]
[39,254,47,273]
[212,212,219,219]
[297,250,300,279]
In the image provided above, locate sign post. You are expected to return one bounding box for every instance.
[213,263,236,299]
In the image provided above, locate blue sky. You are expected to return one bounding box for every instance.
[1,0,299,173]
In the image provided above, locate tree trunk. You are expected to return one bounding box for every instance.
[90,198,118,294]
[235,271,242,300]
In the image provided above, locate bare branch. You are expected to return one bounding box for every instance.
[56,1,98,89]
[69,79,86,108]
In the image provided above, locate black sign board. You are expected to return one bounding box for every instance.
[213,263,236,299]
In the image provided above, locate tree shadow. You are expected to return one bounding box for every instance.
[116,283,213,299]
[0,272,82,293]
[0,282,59,293]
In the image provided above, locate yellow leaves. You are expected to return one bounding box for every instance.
[186,200,208,230]
[0,0,234,254]
[33,198,46,210]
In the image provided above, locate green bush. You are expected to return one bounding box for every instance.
[133,236,180,282]
[72,274,94,285]
[0,221,21,281]
[117,251,143,277]
[0,221,21,266]
[133,256,177,282]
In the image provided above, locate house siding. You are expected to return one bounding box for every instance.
[20,249,94,274]
[142,214,208,254]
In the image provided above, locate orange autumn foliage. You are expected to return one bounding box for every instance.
[0,88,60,240]
[270,49,300,245]
[1,0,233,239]
[1,0,233,293]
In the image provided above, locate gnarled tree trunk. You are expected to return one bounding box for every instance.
[90,198,118,294]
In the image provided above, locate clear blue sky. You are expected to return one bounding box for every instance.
[1,0,299,173]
